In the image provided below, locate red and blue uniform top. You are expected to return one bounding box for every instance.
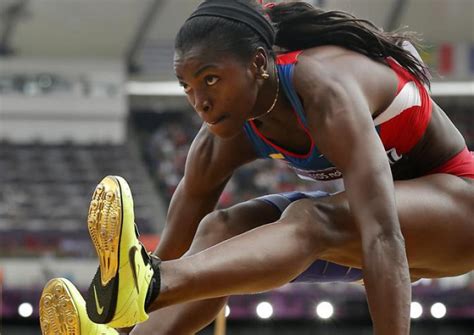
[243,50,434,193]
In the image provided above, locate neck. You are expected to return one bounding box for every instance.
[249,59,281,121]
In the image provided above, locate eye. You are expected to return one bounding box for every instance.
[205,76,219,86]
[180,82,191,93]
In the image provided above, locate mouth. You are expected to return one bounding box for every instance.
[205,115,227,126]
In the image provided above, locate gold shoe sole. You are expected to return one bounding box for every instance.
[39,279,80,335]
[88,176,122,286]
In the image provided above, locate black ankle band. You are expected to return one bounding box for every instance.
[144,255,161,311]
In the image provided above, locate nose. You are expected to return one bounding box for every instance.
[195,100,211,113]
[198,101,211,113]
[193,91,211,113]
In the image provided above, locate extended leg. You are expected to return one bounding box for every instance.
[87,174,474,328]
[148,174,474,310]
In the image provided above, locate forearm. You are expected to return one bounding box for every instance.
[345,168,411,334]
[362,231,411,335]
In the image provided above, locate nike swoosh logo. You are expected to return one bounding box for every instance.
[93,285,104,315]
[129,246,140,294]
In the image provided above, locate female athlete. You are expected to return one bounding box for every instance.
[39,1,474,335]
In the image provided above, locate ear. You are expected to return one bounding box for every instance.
[251,47,269,79]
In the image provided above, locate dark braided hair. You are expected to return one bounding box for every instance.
[175,0,430,86]
[266,2,430,86]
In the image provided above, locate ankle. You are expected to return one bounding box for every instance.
[144,254,161,311]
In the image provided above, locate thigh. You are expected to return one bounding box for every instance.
[289,174,474,278]
[397,174,474,276]
[188,191,323,254]
[192,191,329,244]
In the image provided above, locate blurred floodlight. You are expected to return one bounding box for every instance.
[316,301,334,319]
[225,305,230,317]
[410,302,423,319]
[430,302,447,319]
[256,301,273,319]
[18,302,33,318]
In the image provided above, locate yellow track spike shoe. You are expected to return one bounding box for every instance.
[39,278,118,335]
[85,176,160,328]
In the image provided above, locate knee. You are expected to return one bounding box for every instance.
[198,209,235,239]
[279,198,350,252]
[191,209,236,251]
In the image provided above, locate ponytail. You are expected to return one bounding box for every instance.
[265,2,430,86]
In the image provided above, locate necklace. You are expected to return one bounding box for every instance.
[249,64,280,121]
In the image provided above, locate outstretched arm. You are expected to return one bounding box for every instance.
[298,57,411,335]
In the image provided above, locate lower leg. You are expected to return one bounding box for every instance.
[150,217,323,311]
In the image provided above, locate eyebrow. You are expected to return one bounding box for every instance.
[193,64,218,78]
[176,64,219,80]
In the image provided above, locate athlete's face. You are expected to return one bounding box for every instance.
[174,45,260,139]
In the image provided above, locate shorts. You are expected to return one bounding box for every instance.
[428,147,474,179]
[256,191,363,283]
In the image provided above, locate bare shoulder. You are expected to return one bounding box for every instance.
[294,46,392,81]
[184,124,257,194]
[292,46,398,114]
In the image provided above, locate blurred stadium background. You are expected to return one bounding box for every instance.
[0,0,473,334]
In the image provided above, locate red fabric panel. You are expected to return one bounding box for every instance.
[276,50,302,65]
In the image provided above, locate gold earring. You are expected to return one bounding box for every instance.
[261,71,269,79]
